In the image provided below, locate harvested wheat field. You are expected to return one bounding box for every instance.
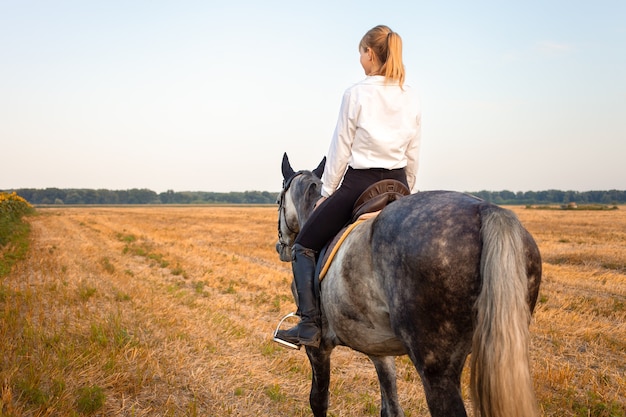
[1,205,624,416]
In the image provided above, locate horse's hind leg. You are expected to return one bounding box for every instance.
[370,356,404,417]
[306,346,332,417]
[420,371,467,417]
[408,348,468,417]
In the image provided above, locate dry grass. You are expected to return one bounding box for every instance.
[512,207,626,417]
[0,206,624,416]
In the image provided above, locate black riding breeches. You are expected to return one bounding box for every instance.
[294,167,408,251]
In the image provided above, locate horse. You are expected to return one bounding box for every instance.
[274,153,542,417]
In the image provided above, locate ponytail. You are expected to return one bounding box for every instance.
[360,25,406,87]
[383,31,405,87]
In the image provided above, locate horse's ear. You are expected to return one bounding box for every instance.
[313,157,326,179]
[281,153,295,180]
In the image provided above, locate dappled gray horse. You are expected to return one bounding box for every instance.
[275,154,542,417]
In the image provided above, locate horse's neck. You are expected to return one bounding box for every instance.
[294,195,317,229]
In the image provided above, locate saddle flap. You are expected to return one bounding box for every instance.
[318,180,410,282]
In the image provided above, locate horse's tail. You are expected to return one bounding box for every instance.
[470,206,539,417]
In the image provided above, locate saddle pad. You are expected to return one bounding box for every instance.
[318,211,380,281]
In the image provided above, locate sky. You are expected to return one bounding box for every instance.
[1,1,625,193]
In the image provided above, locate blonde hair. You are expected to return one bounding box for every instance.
[359,25,405,87]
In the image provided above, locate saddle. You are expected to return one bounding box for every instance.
[351,179,411,223]
[316,179,410,281]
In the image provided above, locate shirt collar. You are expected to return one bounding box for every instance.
[361,75,400,86]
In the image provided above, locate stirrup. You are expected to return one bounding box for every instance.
[272,312,301,350]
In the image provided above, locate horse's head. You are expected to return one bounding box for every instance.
[276,153,326,262]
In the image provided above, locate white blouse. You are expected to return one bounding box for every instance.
[321,75,422,197]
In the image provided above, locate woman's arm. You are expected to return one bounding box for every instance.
[321,89,357,197]
[405,112,421,193]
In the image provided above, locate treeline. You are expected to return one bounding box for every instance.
[3,188,626,206]
[4,188,279,205]
[470,189,626,205]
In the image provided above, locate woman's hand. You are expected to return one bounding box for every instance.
[314,196,327,211]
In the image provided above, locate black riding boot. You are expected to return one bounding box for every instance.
[274,244,321,348]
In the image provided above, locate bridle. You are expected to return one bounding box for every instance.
[277,171,304,253]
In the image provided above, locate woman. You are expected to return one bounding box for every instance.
[275,25,422,348]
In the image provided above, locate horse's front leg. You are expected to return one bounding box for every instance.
[370,355,404,417]
[305,345,332,417]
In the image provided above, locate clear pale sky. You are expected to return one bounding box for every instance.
[1,1,624,193]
